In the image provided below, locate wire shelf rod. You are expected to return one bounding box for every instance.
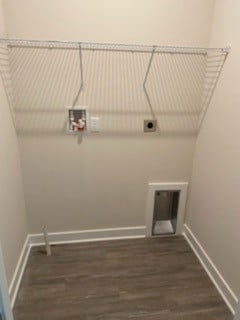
[0,38,230,55]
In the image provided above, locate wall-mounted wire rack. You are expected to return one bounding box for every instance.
[0,38,230,135]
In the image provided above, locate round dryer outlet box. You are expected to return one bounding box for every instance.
[144,119,157,132]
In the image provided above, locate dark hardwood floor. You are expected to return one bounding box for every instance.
[14,236,232,320]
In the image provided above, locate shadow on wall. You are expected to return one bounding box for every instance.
[0,44,226,137]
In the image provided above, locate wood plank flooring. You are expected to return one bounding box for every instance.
[14,236,232,320]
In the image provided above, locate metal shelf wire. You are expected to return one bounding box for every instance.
[0,38,229,135]
[0,38,230,54]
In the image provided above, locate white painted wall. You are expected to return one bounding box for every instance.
[3,0,214,45]
[2,0,215,233]
[0,0,28,285]
[186,0,240,298]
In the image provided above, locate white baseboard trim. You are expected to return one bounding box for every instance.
[9,235,31,308]
[183,224,238,315]
[29,226,146,246]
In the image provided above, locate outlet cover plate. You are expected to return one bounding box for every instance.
[91,117,100,132]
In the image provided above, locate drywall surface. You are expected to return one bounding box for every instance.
[3,0,214,45]
[20,136,195,232]
[0,0,28,285]
[2,0,215,233]
[186,0,240,297]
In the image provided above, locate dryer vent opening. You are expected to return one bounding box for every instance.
[146,182,188,237]
[152,190,180,235]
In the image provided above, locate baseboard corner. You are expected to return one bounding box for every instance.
[9,235,31,308]
[182,223,238,315]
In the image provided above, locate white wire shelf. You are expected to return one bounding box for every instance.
[0,38,230,55]
[0,38,230,135]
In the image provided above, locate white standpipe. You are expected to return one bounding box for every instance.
[42,226,51,256]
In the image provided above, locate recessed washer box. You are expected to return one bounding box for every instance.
[66,106,90,134]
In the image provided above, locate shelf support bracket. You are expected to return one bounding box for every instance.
[72,42,84,106]
[142,46,159,132]
[143,46,156,90]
